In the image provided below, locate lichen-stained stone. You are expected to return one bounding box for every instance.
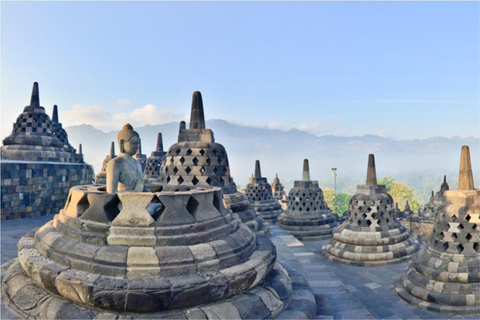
[395,146,480,314]
[127,247,160,278]
[80,193,119,223]
[157,91,269,235]
[112,193,155,227]
[156,192,197,226]
[321,154,419,266]
[202,302,242,319]
[278,159,338,241]
[108,226,156,246]
[243,160,284,223]
[63,188,90,218]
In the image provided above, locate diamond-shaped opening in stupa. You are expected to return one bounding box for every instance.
[150,195,166,221]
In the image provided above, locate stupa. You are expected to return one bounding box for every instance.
[1,124,315,319]
[403,201,413,216]
[158,92,269,235]
[2,83,74,163]
[277,159,338,241]
[144,132,167,185]
[0,82,93,220]
[271,174,286,202]
[395,146,480,314]
[421,175,450,219]
[51,104,77,158]
[243,160,284,223]
[133,138,147,172]
[95,141,116,185]
[321,154,419,266]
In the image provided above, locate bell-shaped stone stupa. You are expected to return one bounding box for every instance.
[395,146,480,314]
[95,141,116,185]
[144,132,167,183]
[321,154,419,266]
[1,82,74,163]
[1,124,316,319]
[243,160,284,223]
[51,104,78,159]
[159,92,269,235]
[271,174,286,201]
[421,175,450,219]
[0,83,93,220]
[277,159,338,241]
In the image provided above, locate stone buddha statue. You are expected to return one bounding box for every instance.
[106,124,148,194]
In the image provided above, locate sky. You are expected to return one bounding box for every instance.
[1,1,479,141]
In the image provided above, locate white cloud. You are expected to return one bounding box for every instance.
[116,98,132,106]
[265,121,288,131]
[295,120,342,136]
[62,103,186,131]
[374,129,389,138]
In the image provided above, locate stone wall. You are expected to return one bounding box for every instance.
[399,217,434,243]
[1,160,94,220]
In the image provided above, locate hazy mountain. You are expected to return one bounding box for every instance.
[66,120,479,202]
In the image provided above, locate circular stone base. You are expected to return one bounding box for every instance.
[296,234,332,241]
[320,247,415,267]
[2,260,316,319]
[394,274,480,315]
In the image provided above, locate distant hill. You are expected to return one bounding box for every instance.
[66,120,479,201]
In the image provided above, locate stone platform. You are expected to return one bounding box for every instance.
[2,216,478,319]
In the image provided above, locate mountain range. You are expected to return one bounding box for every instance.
[66,120,479,198]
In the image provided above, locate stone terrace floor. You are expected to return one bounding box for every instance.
[1,216,478,320]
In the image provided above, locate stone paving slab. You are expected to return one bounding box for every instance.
[1,217,479,319]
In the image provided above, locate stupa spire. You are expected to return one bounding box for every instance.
[156,133,164,152]
[30,82,40,107]
[189,91,205,129]
[110,141,115,157]
[366,154,377,186]
[302,159,310,181]
[443,175,447,184]
[52,105,59,123]
[458,145,474,190]
[179,121,186,131]
[254,160,262,178]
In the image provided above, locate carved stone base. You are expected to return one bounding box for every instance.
[2,260,316,319]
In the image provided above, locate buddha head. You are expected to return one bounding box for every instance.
[117,123,140,156]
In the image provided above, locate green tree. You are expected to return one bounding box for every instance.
[389,181,421,212]
[377,176,394,191]
[323,189,351,216]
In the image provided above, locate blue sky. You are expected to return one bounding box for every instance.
[1,1,479,140]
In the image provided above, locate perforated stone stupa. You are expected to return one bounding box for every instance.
[395,146,480,314]
[95,141,116,185]
[159,91,269,235]
[144,132,167,183]
[271,174,286,201]
[321,154,419,266]
[51,104,77,158]
[277,159,338,241]
[1,82,93,220]
[243,160,284,223]
[421,175,450,219]
[1,125,316,319]
[2,83,77,163]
